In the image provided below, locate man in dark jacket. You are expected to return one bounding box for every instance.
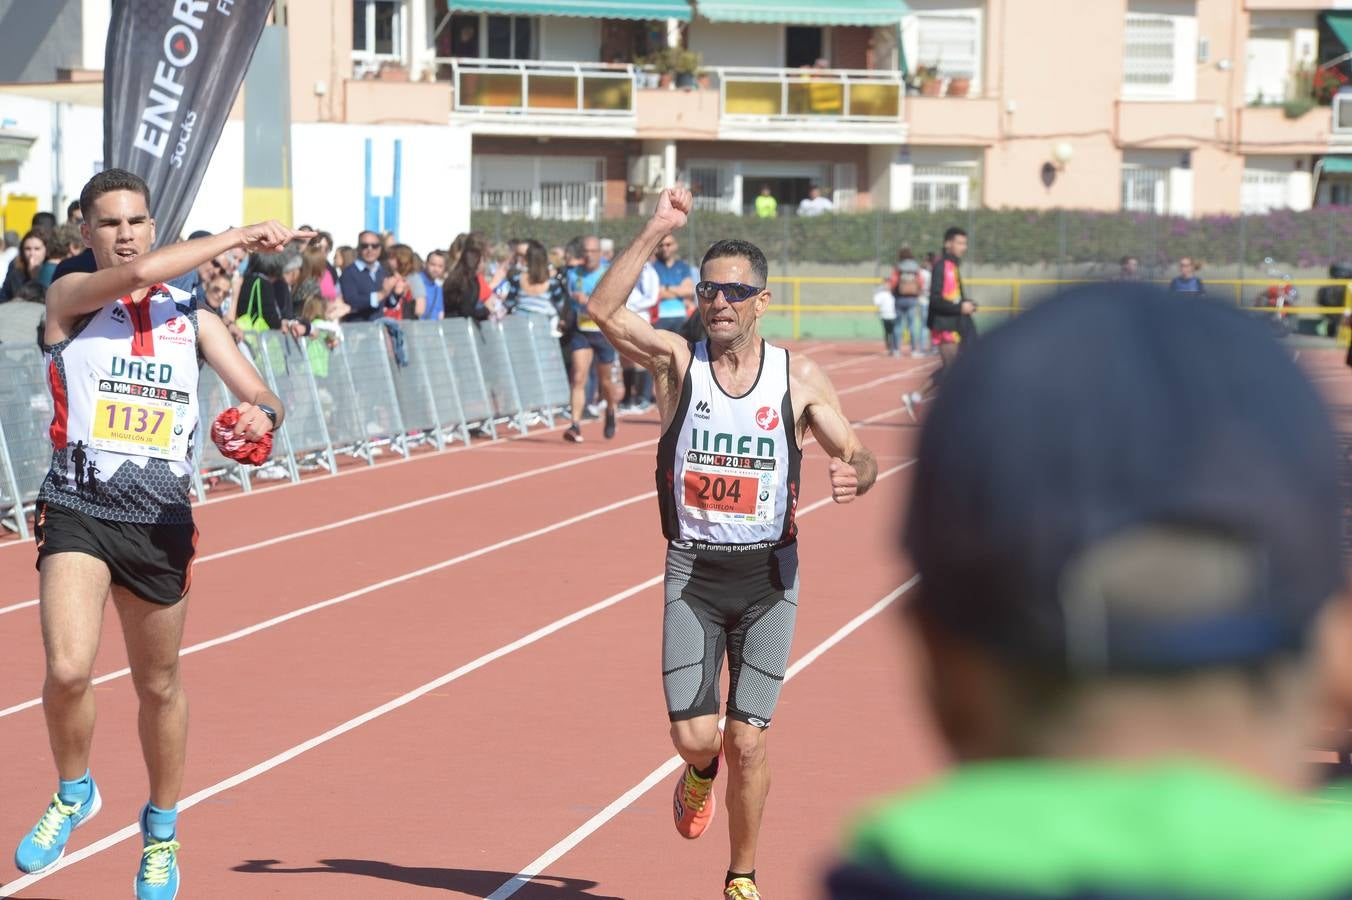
[339,230,398,322]
[903,227,974,419]
[830,285,1352,900]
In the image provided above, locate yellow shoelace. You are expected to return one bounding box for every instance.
[724,877,761,899]
[31,794,81,849]
[140,840,180,886]
[682,767,713,811]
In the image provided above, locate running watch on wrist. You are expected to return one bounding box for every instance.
[257,403,278,429]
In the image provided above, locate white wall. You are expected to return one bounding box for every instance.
[539,17,601,62]
[0,95,102,218]
[1,96,474,253]
[868,144,907,212]
[688,20,782,68]
[181,121,244,236]
[80,0,109,71]
[291,123,472,254]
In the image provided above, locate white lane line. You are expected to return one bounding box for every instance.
[0,361,922,614]
[0,461,914,896]
[195,436,660,565]
[0,437,662,619]
[486,573,923,900]
[0,406,905,711]
[190,345,912,508]
[0,491,655,720]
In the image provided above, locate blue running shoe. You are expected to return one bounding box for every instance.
[14,781,102,874]
[135,807,180,900]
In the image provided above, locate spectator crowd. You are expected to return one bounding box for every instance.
[0,210,717,433]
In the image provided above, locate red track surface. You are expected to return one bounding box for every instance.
[0,343,947,899]
[3,342,1344,898]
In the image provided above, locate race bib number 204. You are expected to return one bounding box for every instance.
[681,450,777,525]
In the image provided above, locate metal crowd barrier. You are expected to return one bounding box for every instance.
[0,345,53,538]
[0,318,572,534]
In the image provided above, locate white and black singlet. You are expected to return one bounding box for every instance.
[656,339,801,548]
[40,284,202,525]
[656,339,803,728]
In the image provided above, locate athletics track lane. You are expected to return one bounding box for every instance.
[0,348,930,701]
[2,346,935,898]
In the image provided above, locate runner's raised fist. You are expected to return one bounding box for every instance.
[828,457,859,504]
[237,221,316,254]
[653,187,693,231]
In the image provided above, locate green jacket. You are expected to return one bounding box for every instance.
[829,761,1352,899]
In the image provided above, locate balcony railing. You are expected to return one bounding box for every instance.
[471,182,605,221]
[709,66,904,123]
[440,58,635,116]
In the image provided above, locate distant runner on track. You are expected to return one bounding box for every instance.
[589,187,878,900]
[12,168,306,899]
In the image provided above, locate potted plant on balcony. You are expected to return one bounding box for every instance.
[1314,64,1348,104]
[911,64,942,97]
[946,73,971,97]
[376,60,410,82]
[644,47,703,90]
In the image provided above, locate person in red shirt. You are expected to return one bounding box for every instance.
[904,227,976,420]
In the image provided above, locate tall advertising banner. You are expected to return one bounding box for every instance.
[103,0,275,246]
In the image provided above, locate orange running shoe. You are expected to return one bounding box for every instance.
[724,876,762,899]
[672,763,717,839]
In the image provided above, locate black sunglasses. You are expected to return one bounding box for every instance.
[359,242,382,250]
[695,280,764,302]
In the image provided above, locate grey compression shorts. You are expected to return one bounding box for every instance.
[662,540,800,728]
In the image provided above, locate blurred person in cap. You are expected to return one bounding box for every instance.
[828,283,1352,899]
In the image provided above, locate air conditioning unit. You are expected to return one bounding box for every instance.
[628,154,664,190]
[1335,89,1352,134]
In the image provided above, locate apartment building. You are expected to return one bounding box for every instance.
[2,0,1352,239]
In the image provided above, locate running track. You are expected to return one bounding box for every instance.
[0,342,949,899]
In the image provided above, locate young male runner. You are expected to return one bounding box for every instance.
[12,168,306,898]
[589,187,877,899]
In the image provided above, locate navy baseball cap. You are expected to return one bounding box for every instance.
[905,283,1345,674]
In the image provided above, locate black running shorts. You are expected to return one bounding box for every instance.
[663,540,800,728]
[35,501,198,606]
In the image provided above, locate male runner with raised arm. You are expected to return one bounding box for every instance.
[589,187,877,899]
[12,168,308,899]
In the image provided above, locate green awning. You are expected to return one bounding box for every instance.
[1323,155,1352,174]
[696,0,909,26]
[1324,11,1352,54]
[447,0,691,20]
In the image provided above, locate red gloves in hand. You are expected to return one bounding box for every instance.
[211,408,273,465]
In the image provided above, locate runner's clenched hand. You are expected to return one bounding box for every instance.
[653,187,693,232]
[829,457,860,504]
[232,401,274,440]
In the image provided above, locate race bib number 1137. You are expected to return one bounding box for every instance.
[90,379,190,461]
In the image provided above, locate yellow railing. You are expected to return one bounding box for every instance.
[442,58,634,115]
[714,66,904,122]
[762,276,1352,340]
